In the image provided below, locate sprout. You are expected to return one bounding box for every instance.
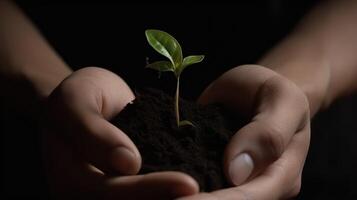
[145,29,204,127]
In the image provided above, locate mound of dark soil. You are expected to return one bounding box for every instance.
[112,88,245,191]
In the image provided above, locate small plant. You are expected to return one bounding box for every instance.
[145,29,204,127]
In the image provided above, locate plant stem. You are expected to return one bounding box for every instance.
[175,75,180,127]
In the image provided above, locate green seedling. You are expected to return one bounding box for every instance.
[145,29,204,127]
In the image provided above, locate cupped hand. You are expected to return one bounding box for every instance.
[178,65,310,200]
[43,67,198,199]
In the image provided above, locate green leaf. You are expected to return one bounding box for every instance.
[145,29,183,69]
[146,61,174,72]
[177,55,204,75]
[178,120,196,127]
[182,55,204,67]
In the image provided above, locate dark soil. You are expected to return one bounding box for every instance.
[111,88,246,191]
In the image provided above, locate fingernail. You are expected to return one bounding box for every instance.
[111,146,137,174]
[229,153,254,185]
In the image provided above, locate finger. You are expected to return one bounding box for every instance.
[176,125,310,200]
[99,171,199,200]
[198,65,275,114]
[198,66,309,185]
[47,67,140,175]
[44,128,199,200]
[224,75,309,185]
[76,115,141,175]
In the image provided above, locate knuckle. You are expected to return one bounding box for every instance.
[264,75,309,109]
[260,124,286,160]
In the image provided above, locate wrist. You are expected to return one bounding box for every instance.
[257,41,331,117]
[274,60,331,117]
[20,62,72,99]
[0,63,72,118]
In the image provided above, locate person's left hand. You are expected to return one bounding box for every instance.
[178,65,310,200]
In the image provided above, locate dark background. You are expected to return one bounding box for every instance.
[1,1,357,199]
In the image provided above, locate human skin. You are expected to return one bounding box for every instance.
[0,0,71,99]
[189,66,310,199]
[44,67,199,199]
[0,1,198,199]
[2,0,357,200]
[179,0,357,199]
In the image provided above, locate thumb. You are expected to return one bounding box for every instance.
[47,67,141,175]
[224,120,288,186]
[223,76,309,186]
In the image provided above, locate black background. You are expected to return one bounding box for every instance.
[1,1,357,199]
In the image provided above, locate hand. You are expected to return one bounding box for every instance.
[178,65,310,200]
[43,67,198,199]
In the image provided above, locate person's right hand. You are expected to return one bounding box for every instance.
[43,67,199,199]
